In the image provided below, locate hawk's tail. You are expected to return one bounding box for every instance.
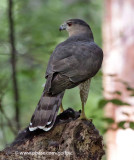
[29,91,64,131]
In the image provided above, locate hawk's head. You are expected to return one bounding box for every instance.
[59,19,92,37]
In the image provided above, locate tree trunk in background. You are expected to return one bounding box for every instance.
[103,0,134,160]
[8,0,20,130]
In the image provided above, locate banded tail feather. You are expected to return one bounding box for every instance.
[29,91,64,131]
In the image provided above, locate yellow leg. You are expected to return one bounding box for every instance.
[79,102,92,121]
[60,103,64,113]
[79,102,87,119]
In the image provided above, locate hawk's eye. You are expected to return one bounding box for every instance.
[67,22,72,26]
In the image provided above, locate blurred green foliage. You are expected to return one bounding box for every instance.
[0,0,105,150]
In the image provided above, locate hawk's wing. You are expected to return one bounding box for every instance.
[45,41,103,95]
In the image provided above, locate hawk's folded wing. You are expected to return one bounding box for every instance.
[45,41,103,95]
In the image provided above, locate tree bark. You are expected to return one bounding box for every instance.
[8,0,20,130]
[103,0,134,159]
[0,109,105,160]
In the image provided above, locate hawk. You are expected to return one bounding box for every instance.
[29,19,103,131]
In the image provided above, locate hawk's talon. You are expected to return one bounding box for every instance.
[79,113,92,122]
[60,103,64,113]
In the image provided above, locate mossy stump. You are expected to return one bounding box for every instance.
[0,108,105,160]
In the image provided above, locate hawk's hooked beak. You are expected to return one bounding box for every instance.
[59,23,67,31]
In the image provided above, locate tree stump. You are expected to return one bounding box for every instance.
[0,108,105,160]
